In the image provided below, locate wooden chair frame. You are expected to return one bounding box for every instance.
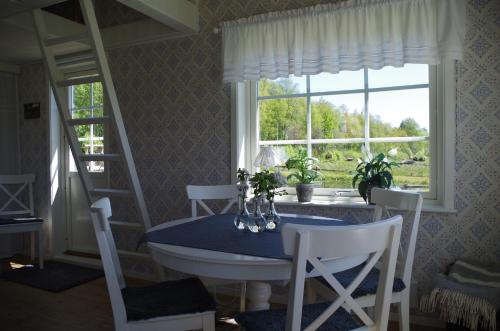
[90,197,215,331]
[282,216,403,331]
[186,184,247,311]
[0,174,44,268]
[186,185,238,217]
[312,188,423,331]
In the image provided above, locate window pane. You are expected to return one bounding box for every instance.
[259,98,307,141]
[370,141,430,192]
[312,143,364,189]
[311,94,365,139]
[310,70,364,92]
[260,144,307,184]
[368,64,428,88]
[369,89,429,138]
[72,84,92,108]
[92,82,103,105]
[258,75,306,97]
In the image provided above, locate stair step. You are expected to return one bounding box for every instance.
[67,117,110,126]
[45,32,88,46]
[79,153,120,161]
[57,75,101,87]
[109,220,144,229]
[55,50,95,67]
[90,188,132,197]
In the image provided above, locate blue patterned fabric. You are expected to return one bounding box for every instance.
[236,302,361,331]
[145,214,350,260]
[122,277,215,321]
[317,263,406,298]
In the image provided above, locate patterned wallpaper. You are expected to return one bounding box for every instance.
[17,0,500,294]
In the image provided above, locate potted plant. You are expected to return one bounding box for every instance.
[249,170,287,231]
[352,153,399,204]
[285,150,321,202]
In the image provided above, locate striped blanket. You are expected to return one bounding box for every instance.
[420,260,500,331]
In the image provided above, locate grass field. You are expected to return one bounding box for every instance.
[282,158,430,191]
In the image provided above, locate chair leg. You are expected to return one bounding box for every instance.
[30,232,36,262]
[240,281,247,312]
[398,291,410,331]
[202,313,215,331]
[38,228,44,269]
[305,279,317,304]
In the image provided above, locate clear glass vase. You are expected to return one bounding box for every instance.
[247,196,266,233]
[234,182,250,230]
[264,199,281,231]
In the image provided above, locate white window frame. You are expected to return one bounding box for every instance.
[68,83,105,173]
[232,62,456,212]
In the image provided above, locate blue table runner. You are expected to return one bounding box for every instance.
[146,214,352,261]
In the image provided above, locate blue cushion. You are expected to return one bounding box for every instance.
[0,217,43,226]
[317,263,406,298]
[122,278,216,321]
[236,303,361,331]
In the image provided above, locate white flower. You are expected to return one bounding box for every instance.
[360,145,373,162]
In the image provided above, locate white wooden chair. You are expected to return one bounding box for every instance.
[236,215,403,331]
[186,184,247,310]
[186,184,238,217]
[0,174,44,268]
[90,197,216,331]
[312,188,423,331]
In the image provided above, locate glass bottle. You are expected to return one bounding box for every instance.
[265,199,281,231]
[234,181,250,230]
[247,196,266,233]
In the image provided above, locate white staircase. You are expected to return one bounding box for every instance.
[32,1,152,260]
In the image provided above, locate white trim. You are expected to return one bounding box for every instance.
[117,0,199,32]
[233,62,456,211]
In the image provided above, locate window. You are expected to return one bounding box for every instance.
[69,82,105,173]
[232,62,456,209]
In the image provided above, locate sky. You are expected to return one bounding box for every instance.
[276,64,430,131]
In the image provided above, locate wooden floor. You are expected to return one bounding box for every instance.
[0,257,441,331]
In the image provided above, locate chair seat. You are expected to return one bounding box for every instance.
[317,263,406,298]
[122,277,216,322]
[236,302,361,331]
[0,217,43,226]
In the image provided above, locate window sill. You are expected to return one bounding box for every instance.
[274,195,456,213]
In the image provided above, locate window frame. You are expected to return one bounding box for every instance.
[231,62,456,211]
[68,82,106,173]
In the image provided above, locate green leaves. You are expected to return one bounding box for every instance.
[352,153,398,201]
[249,170,287,201]
[285,149,322,184]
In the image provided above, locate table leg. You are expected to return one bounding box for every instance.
[247,282,272,311]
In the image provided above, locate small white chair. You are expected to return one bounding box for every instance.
[0,174,44,268]
[90,197,216,331]
[236,215,403,331]
[186,184,247,310]
[186,184,238,217]
[312,188,423,331]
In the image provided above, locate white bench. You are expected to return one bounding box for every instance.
[0,174,44,269]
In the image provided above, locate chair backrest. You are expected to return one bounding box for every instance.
[282,216,403,331]
[371,188,423,287]
[0,174,35,216]
[90,197,127,328]
[186,184,238,217]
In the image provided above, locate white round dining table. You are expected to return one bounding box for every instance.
[147,214,366,311]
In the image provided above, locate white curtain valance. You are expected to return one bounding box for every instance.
[222,0,465,83]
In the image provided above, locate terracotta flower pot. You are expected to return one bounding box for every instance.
[296,183,314,202]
